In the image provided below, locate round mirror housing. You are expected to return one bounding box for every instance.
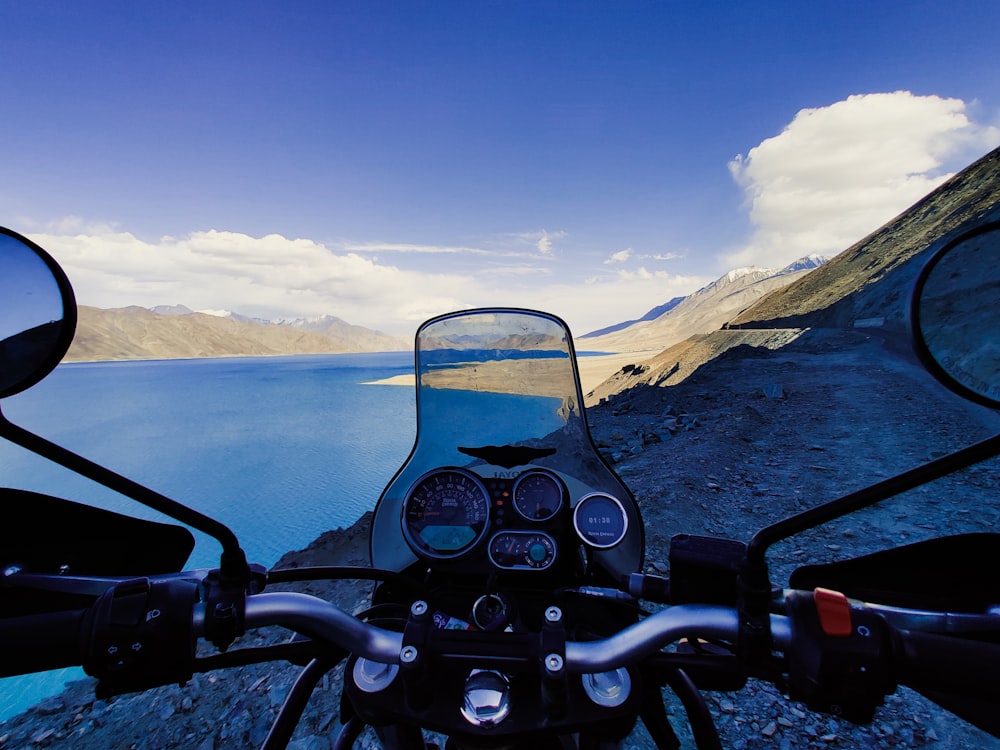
[911,219,1000,408]
[0,227,77,399]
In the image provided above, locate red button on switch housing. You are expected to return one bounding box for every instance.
[813,587,852,637]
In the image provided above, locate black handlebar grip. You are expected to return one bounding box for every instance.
[0,609,86,677]
[895,628,1000,697]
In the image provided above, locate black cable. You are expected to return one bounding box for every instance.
[332,717,365,750]
[664,668,722,750]
[262,657,338,750]
[194,640,347,671]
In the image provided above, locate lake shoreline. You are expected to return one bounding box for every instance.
[364,350,659,394]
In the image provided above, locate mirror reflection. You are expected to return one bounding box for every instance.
[915,224,1000,406]
[0,229,74,399]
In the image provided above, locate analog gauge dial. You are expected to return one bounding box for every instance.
[512,470,564,522]
[573,493,628,549]
[402,468,490,559]
[488,531,556,570]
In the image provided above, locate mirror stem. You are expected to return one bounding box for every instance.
[747,430,1000,569]
[0,405,250,581]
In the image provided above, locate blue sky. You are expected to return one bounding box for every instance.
[2,1,999,335]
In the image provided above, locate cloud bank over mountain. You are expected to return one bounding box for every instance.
[723,91,1000,271]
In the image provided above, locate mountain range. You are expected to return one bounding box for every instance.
[62,255,829,364]
[64,307,410,362]
[580,256,828,353]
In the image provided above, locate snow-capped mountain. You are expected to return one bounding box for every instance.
[581,256,828,353]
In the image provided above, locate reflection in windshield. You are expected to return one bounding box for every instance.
[416,310,583,454]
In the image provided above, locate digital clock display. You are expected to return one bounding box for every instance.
[572,492,628,549]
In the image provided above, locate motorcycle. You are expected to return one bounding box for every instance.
[0,218,998,749]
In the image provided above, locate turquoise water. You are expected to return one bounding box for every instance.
[0,352,416,720]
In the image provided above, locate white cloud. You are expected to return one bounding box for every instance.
[30,227,484,333]
[604,248,633,264]
[30,224,703,336]
[343,241,493,256]
[515,229,566,255]
[605,248,684,265]
[723,91,1000,269]
[482,264,553,277]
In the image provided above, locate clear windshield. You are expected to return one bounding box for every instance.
[414,310,583,462]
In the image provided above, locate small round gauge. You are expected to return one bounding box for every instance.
[488,532,557,570]
[573,493,628,549]
[512,470,564,522]
[402,468,490,559]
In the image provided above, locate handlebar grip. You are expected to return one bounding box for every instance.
[895,628,1000,697]
[0,609,86,677]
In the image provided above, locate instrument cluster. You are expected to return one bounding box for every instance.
[401,466,628,572]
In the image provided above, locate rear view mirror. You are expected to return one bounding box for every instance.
[0,228,77,399]
[911,220,1000,409]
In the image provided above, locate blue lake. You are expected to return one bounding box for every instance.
[0,352,416,721]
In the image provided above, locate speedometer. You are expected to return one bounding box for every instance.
[402,468,490,559]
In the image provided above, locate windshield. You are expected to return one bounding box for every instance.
[370,309,643,575]
[415,310,582,462]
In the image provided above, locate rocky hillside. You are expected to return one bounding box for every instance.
[64,306,410,362]
[581,257,826,354]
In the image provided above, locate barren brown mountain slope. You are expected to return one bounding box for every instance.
[583,264,817,354]
[65,306,408,362]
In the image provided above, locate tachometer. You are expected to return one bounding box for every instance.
[402,468,490,559]
[512,470,564,522]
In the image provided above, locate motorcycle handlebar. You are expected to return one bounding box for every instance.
[5,583,999,715]
[239,592,404,662]
[894,627,1000,697]
[241,591,1000,708]
[0,592,780,681]
[0,609,87,678]
[239,593,792,672]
